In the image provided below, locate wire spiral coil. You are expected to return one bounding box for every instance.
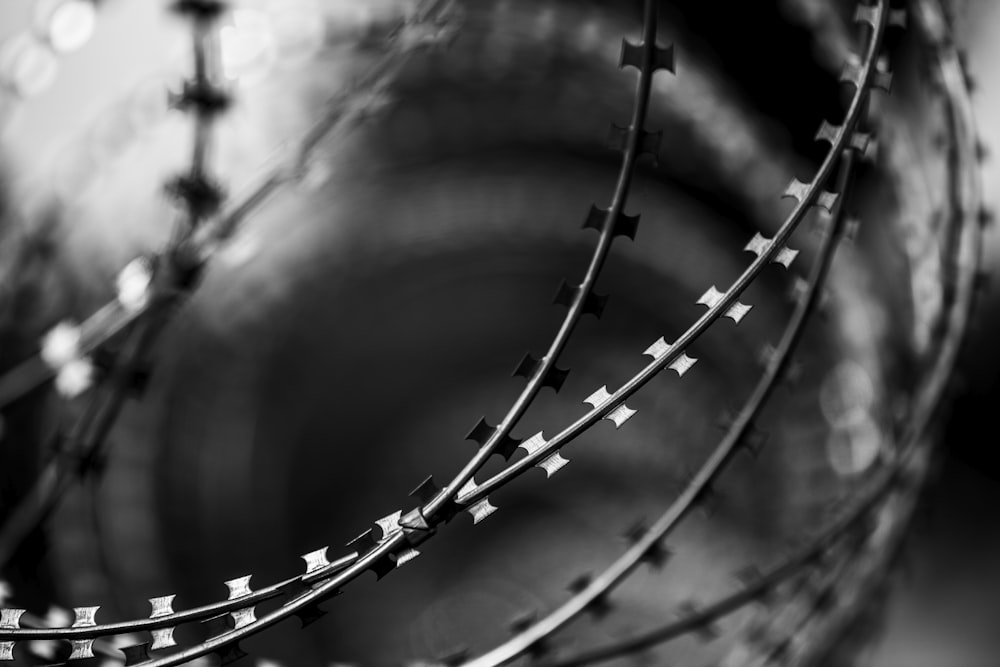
[0,0,986,665]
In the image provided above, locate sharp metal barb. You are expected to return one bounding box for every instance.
[642,336,671,360]
[512,353,541,380]
[374,511,403,541]
[300,548,330,575]
[815,120,839,146]
[394,548,421,568]
[150,627,176,651]
[225,576,253,600]
[606,124,661,164]
[456,478,479,498]
[744,232,797,268]
[849,130,874,158]
[618,38,675,74]
[624,520,674,569]
[71,607,98,629]
[774,246,799,269]
[0,610,23,631]
[784,178,839,212]
[466,418,495,446]
[231,607,256,630]
[783,177,811,203]
[496,433,524,460]
[294,603,327,629]
[512,354,571,393]
[68,638,96,660]
[644,541,673,570]
[122,642,152,666]
[583,386,638,428]
[567,575,613,618]
[537,452,570,478]
[583,290,610,319]
[669,352,698,377]
[346,529,377,555]
[582,205,641,241]
[518,432,547,456]
[744,232,770,258]
[697,286,752,324]
[541,364,571,393]
[409,475,441,504]
[467,498,498,524]
[816,189,839,212]
[149,595,177,618]
[553,280,610,318]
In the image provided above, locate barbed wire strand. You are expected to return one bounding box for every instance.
[0,2,982,667]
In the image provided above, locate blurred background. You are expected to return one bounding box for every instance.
[0,1,997,665]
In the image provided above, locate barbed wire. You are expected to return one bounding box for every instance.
[0,0,462,575]
[0,0,985,665]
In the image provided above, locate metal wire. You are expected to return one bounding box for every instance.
[0,0,984,665]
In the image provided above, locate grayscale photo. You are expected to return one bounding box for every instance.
[0,1,997,665]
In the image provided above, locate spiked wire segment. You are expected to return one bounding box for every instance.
[0,1,233,573]
[460,144,865,667]
[446,0,885,520]
[0,0,462,412]
[466,3,984,666]
[0,0,460,577]
[430,0,675,527]
[0,1,984,666]
[164,0,231,235]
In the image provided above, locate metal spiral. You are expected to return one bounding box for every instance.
[0,0,985,665]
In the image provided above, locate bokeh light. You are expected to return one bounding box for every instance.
[269,5,325,68]
[819,359,876,429]
[826,415,884,476]
[42,0,97,54]
[220,10,276,84]
[0,35,59,98]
